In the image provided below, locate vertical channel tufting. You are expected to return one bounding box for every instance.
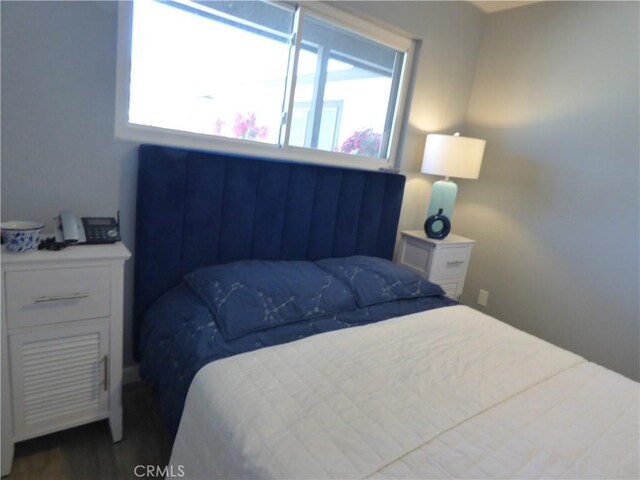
[211,158,227,266]
[333,171,366,257]
[134,145,189,358]
[275,164,291,261]
[218,158,260,263]
[178,151,191,275]
[280,167,318,260]
[375,175,404,259]
[355,174,387,256]
[251,162,290,259]
[136,146,188,307]
[328,170,344,258]
[179,152,227,274]
[134,145,406,359]
[307,169,342,260]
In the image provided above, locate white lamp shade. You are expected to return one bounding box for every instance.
[422,134,486,179]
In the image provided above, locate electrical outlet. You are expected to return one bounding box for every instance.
[478,289,489,307]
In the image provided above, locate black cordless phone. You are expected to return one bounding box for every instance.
[81,217,121,244]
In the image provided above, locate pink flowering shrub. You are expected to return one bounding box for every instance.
[232,113,268,140]
[339,128,382,157]
[213,118,225,135]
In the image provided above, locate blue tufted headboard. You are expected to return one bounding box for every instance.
[133,145,406,351]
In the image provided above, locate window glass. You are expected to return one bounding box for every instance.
[292,15,402,158]
[129,0,293,144]
[121,0,411,166]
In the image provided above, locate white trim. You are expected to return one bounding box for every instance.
[181,0,294,39]
[299,2,413,52]
[281,7,303,148]
[123,364,141,385]
[117,123,392,171]
[117,122,389,170]
[114,0,414,172]
[393,39,421,167]
[387,43,414,169]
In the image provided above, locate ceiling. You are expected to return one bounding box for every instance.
[469,1,542,13]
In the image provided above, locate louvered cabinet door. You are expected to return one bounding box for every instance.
[9,319,110,441]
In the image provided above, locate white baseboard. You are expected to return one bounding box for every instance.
[123,364,141,385]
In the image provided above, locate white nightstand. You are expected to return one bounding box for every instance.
[397,230,475,299]
[1,243,131,476]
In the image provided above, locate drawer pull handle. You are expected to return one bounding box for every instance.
[446,260,465,266]
[34,293,89,303]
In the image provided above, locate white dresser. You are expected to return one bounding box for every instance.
[397,231,475,299]
[1,243,130,476]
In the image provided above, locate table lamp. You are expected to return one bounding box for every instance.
[422,132,485,220]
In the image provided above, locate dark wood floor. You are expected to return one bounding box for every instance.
[6,382,172,480]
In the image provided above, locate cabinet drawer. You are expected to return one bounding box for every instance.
[399,238,433,273]
[432,246,470,278]
[5,266,111,328]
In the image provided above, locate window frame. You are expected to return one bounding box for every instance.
[115,0,415,170]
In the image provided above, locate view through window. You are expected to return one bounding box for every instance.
[124,0,411,163]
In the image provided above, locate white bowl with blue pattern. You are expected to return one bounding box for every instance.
[1,221,45,253]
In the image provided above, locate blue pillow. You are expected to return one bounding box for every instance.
[315,256,444,307]
[184,260,356,340]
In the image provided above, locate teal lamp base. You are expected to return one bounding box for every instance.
[427,179,458,220]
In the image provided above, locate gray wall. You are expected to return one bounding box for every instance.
[1,1,484,367]
[456,1,640,380]
[340,1,485,231]
[1,1,139,365]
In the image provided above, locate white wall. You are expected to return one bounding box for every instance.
[1,1,485,367]
[456,1,640,380]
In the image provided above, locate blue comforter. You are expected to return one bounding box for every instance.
[140,259,457,436]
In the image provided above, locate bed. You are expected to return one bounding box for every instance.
[135,145,639,479]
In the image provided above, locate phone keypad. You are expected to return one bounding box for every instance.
[86,226,120,243]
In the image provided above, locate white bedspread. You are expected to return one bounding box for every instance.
[169,305,639,479]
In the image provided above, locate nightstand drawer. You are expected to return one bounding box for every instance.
[399,238,432,272]
[432,246,470,278]
[5,266,111,329]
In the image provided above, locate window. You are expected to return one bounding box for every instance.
[116,0,414,169]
